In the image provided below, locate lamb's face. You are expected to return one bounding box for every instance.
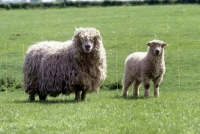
[150,43,163,56]
[147,40,168,56]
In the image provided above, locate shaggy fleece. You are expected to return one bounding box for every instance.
[23,28,106,99]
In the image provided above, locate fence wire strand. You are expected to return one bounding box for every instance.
[177,35,181,90]
[1,34,200,95]
[115,37,119,90]
[5,43,7,97]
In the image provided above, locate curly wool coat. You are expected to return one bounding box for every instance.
[23,28,107,101]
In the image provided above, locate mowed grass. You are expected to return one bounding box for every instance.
[1,90,200,133]
[0,5,200,133]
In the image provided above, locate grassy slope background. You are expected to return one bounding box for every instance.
[0,5,200,133]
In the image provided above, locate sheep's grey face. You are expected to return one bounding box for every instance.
[150,43,163,56]
[80,38,94,53]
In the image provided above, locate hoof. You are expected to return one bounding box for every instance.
[29,95,35,101]
[122,93,128,98]
[39,95,47,101]
[144,94,150,98]
[74,97,85,101]
[133,93,139,97]
[154,92,159,97]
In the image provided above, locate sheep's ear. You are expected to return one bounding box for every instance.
[146,42,152,47]
[73,28,83,44]
[95,33,102,45]
[162,43,168,47]
[94,30,102,47]
[93,29,100,37]
[74,27,83,37]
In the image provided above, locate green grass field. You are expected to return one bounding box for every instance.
[0,4,200,133]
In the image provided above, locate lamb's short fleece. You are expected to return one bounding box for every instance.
[122,39,168,97]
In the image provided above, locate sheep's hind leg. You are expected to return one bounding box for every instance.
[133,80,141,97]
[26,88,36,101]
[122,80,133,97]
[29,94,35,101]
[39,94,47,101]
[81,90,86,101]
[75,91,81,101]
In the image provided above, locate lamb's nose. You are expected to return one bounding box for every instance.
[155,50,160,55]
[85,44,91,49]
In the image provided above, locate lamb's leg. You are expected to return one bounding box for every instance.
[143,78,150,97]
[81,90,86,101]
[122,80,133,97]
[154,84,159,97]
[133,80,141,97]
[153,76,163,97]
[122,69,134,97]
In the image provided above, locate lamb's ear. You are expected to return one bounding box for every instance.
[146,42,152,47]
[162,43,168,47]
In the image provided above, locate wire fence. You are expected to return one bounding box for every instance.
[0,34,200,94]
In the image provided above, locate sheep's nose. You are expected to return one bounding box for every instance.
[155,50,160,55]
[85,44,91,49]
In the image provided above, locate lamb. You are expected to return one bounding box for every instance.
[122,39,168,97]
[22,27,107,101]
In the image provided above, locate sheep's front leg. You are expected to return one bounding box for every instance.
[153,84,159,97]
[74,85,86,101]
[143,78,150,97]
[153,76,163,97]
[75,91,81,101]
[133,80,141,97]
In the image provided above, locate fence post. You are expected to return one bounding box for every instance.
[115,37,118,90]
[5,43,7,97]
[177,35,181,90]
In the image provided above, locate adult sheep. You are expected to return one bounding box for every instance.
[23,27,107,101]
[122,39,168,98]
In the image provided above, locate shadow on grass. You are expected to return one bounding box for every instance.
[13,99,87,104]
[113,94,152,100]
